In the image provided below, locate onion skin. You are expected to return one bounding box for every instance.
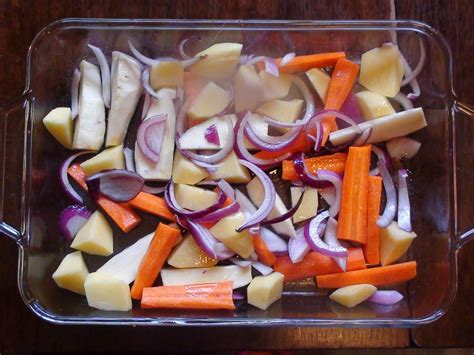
[304,211,348,258]
[377,161,397,228]
[59,205,92,242]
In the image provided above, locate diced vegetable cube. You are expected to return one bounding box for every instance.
[209,151,251,183]
[70,211,113,256]
[259,71,293,100]
[80,145,125,176]
[234,64,262,112]
[167,233,218,268]
[84,272,132,311]
[190,42,243,79]
[290,187,318,223]
[210,212,254,258]
[256,99,304,131]
[172,150,209,185]
[52,251,89,295]
[174,184,218,211]
[379,221,417,266]
[247,272,284,310]
[355,91,395,120]
[150,61,184,89]
[329,284,377,308]
[42,107,73,148]
[306,68,331,102]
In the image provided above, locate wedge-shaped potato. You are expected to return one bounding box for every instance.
[52,251,89,295]
[290,187,318,223]
[360,44,404,98]
[210,151,251,183]
[172,150,208,185]
[247,272,284,310]
[306,68,331,103]
[256,99,303,131]
[210,212,254,258]
[355,91,395,120]
[150,61,184,89]
[161,265,252,289]
[168,233,218,268]
[380,221,417,266]
[84,272,132,311]
[71,211,113,256]
[329,284,377,308]
[259,71,293,101]
[174,184,218,211]
[247,177,297,238]
[80,144,125,176]
[43,107,73,148]
[190,42,243,79]
[234,64,262,112]
[187,82,231,120]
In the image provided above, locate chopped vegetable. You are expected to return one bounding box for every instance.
[386,136,421,160]
[368,290,404,305]
[58,205,92,242]
[355,91,395,120]
[86,169,144,202]
[84,272,132,311]
[52,251,89,295]
[128,192,176,221]
[42,107,74,149]
[247,272,284,310]
[70,211,113,256]
[210,212,254,258]
[260,52,346,74]
[253,235,277,267]
[363,175,383,265]
[167,233,219,268]
[329,284,377,308]
[379,221,417,266]
[306,68,331,102]
[282,152,347,181]
[80,145,125,177]
[290,186,318,223]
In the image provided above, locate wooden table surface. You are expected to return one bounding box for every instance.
[0,0,473,351]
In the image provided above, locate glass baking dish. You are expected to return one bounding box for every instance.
[0,19,473,327]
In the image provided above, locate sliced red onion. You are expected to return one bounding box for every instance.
[123,147,135,172]
[229,257,253,267]
[193,201,241,223]
[137,114,167,163]
[59,205,92,242]
[176,86,184,105]
[292,76,316,126]
[353,127,373,146]
[245,119,302,152]
[142,184,166,195]
[306,109,361,136]
[204,124,220,145]
[236,159,276,232]
[292,153,333,189]
[238,54,251,65]
[280,52,296,67]
[386,136,421,160]
[371,145,391,171]
[377,161,397,228]
[252,261,273,275]
[323,217,347,271]
[141,92,151,120]
[316,170,342,217]
[340,91,364,124]
[247,56,279,77]
[323,130,363,154]
[86,169,144,202]
[141,67,159,99]
[319,186,336,206]
[190,159,221,173]
[60,151,94,204]
[397,169,411,232]
[88,44,111,108]
[304,211,348,258]
[288,227,310,263]
[178,35,201,60]
[393,92,414,110]
[368,290,404,305]
[233,290,246,300]
[261,186,306,225]
[260,228,288,253]
[401,37,426,87]
[71,68,81,119]
[217,179,235,200]
[187,219,234,260]
[235,190,258,232]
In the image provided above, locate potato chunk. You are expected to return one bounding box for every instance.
[71,211,113,256]
[43,107,73,148]
[52,251,89,295]
[247,272,284,310]
[84,272,132,311]
[329,284,377,308]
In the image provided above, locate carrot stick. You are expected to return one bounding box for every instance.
[68,164,141,232]
[254,133,311,160]
[321,58,360,145]
[316,261,417,288]
[281,153,347,181]
[131,223,181,300]
[363,176,383,264]
[257,52,346,74]
[253,235,277,266]
[128,192,176,222]
[273,248,366,282]
[141,281,235,310]
[337,145,371,244]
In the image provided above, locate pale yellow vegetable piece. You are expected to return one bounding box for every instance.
[174,184,218,211]
[290,187,319,223]
[171,150,209,185]
[256,99,304,130]
[379,221,417,266]
[329,284,377,308]
[259,71,293,100]
[247,272,284,311]
[43,107,73,148]
[150,61,184,89]
[71,211,113,256]
[80,144,125,176]
[210,151,251,183]
[359,44,404,98]
[190,42,243,79]
[234,64,262,112]
[52,251,89,295]
[355,91,396,120]
[187,81,231,120]
[167,233,218,268]
[84,272,132,311]
[306,68,331,102]
[210,212,254,258]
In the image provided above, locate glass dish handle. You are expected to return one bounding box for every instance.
[0,93,30,244]
[454,99,474,249]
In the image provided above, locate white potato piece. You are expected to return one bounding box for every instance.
[210,212,254,258]
[190,42,243,79]
[329,284,377,308]
[210,151,251,183]
[247,272,284,310]
[234,64,262,112]
[187,82,231,120]
[167,233,218,268]
[247,177,297,238]
[72,60,105,151]
[329,108,427,146]
[256,99,303,132]
[161,265,252,289]
[306,68,331,103]
[355,91,395,120]
[380,221,417,266]
[70,211,113,256]
[84,272,132,311]
[174,184,218,211]
[43,107,73,148]
[290,187,319,223]
[80,144,125,176]
[259,71,293,100]
[359,44,404,98]
[172,150,209,185]
[150,61,184,89]
[386,136,421,160]
[105,52,142,147]
[52,251,89,295]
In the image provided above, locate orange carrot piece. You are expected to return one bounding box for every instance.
[67,164,141,233]
[141,281,235,310]
[273,248,366,282]
[253,235,277,266]
[254,133,311,160]
[257,52,346,74]
[128,192,176,222]
[316,261,417,288]
[337,145,371,244]
[281,153,347,181]
[363,176,383,265]
[131,223,181,300]
[321,58,360,145]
